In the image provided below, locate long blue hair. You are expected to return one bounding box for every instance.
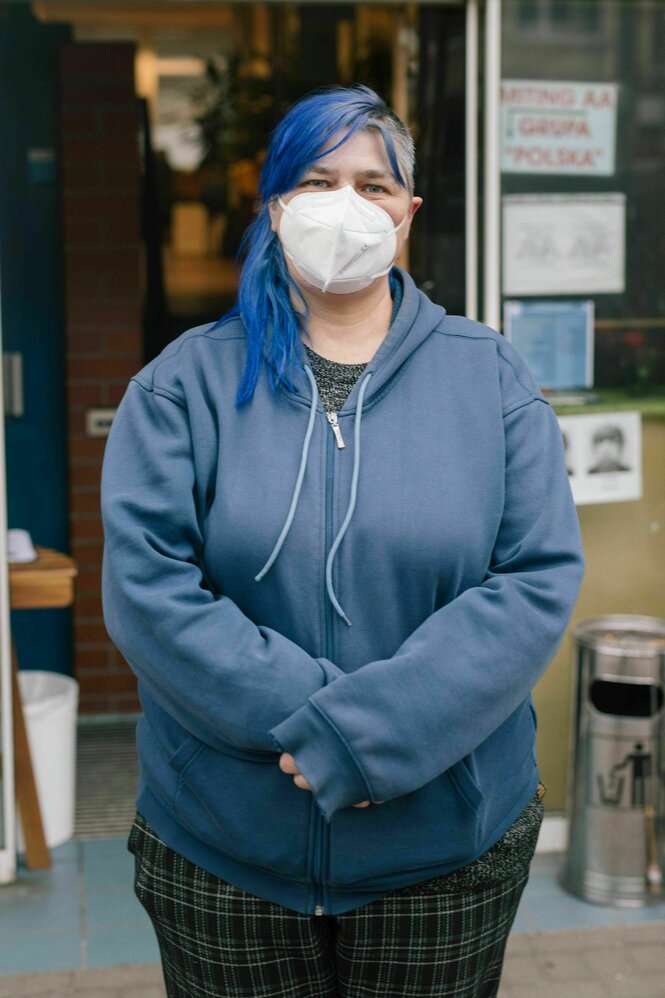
[215,85,412,409]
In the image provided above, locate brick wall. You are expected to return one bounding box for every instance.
[58,42,143,714]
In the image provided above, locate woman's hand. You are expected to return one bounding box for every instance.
[278,752,384,807]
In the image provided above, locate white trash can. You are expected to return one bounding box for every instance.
[16,670,79,851]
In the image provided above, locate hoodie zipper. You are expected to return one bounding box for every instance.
[312,412,338,916]
[326,411,345,449]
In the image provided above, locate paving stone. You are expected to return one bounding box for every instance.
[623,943,665,974]
[0,972,77,996]
[582,946,635,981]
[500,953,541,986]
[509,983,609,998]
[0,966,165,998]
[606,973,665,998]
[536,949,596,983]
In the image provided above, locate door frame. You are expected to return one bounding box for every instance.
[0,236,17,885]
[465,0,502,328]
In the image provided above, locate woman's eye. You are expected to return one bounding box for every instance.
[302,179,329,188]
[363,184,386,195]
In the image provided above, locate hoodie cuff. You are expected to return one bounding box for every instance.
[315,657,345,686]
[268,701,372,822]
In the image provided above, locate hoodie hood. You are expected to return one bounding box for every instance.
[261,267,446,411]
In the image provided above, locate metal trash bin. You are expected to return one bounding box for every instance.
[561,615,665,906]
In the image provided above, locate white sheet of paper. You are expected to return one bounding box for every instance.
[557,411,642,505]
[503,193,625,295]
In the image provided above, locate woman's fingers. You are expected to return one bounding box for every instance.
[279,753,383,807]
[278,752,299,775]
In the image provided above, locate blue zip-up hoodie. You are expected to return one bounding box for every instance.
[101,268,584,915]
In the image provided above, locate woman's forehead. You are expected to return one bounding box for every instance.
[312,128,393,172]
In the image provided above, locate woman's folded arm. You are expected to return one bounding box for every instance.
[269,396,585,820]
[101,378,343,754]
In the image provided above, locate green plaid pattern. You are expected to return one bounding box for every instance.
[128,804,540,997]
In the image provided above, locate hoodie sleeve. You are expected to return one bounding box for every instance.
[268,391,585,820]
[101,378,343,754]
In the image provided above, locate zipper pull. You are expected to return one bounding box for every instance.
[326,411,345,449]
[314,905,325,915]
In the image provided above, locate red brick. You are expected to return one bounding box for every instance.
[66,327,103,354]
[77,689,139,715]
[114,692,141,711]
[101,212,140,245]
[60,43,136,80]
[99,162,140,190]
[75,621,110,644]
[69,464,102,488]
[63,211,103,241]
[63,197,138,230]
[69,545,103,570]
[73,594,104,617]
[63,269,105,298]
[104,382,133,405]
[69,509,105,534]
[69,357,138,381]
[67,295,140,334]
[103,269,142,297]
[69,433,106,462]
[60,160,102,191]
[64,248,141,281]
[77,671,137,694]
[74,567,102,593]
[67,409,87,435]
[102,329,141,355]
[68,384,106,407]
[69,489,101,512]
[98,107,140,135]
[74,647,110,671]
[60,109,99,136]
[62,136,138,167]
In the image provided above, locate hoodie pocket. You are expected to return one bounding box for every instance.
[170,734,313,881]
[328,755,484,887]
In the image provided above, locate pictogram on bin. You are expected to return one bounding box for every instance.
[561,615,665,906]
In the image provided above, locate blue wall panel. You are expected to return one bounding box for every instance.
[1,7,73,675]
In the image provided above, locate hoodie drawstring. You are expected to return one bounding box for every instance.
[324,370,372,626]
[254,365,319,583]
[254,363,372,628]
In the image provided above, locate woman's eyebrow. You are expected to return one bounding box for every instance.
[357,169,393,180]
[302,166,394,181]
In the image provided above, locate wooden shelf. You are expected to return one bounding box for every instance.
[9,546,78,610]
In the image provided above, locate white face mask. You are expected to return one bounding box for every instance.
[277,184,409,294]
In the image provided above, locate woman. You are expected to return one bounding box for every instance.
[101,85,584,997]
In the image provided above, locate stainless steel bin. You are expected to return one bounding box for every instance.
[561,615,665,906]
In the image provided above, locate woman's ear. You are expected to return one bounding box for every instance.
[268,197,281,234]
[411,196,423,219]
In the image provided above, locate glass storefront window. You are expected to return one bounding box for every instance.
[502,0,665,392]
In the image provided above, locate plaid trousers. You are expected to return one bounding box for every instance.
[128,796,543,998]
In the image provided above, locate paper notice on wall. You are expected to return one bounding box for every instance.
[557,411,642,505]
[502,193,625,295]
[504,300,594,390]
[501,80,618,176]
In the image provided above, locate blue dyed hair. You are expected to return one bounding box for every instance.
[215,84,415,409]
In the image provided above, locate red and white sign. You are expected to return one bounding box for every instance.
[501,80,618,176]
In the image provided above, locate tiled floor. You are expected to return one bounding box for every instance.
[0,837,160,976]
[0,841,664,992]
